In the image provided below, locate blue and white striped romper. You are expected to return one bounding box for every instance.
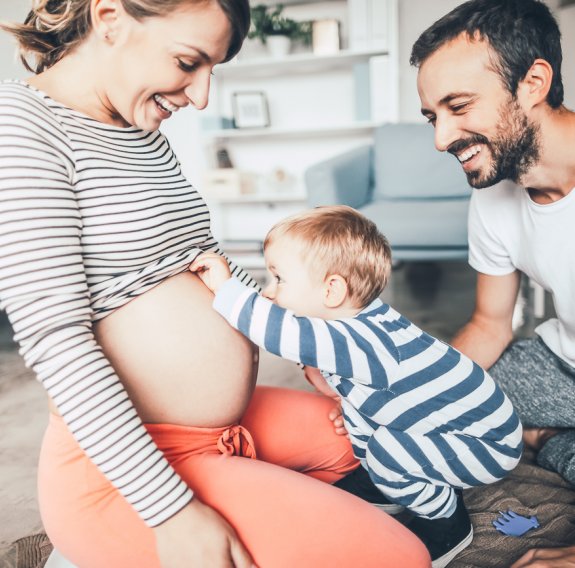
[213,277,523,519]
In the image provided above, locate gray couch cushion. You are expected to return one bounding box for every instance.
[361,198,469,260]
[373,124,470,200]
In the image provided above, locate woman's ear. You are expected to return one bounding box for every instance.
[517,58,553,109]
[91,0,122,43]
[323,274,349,309]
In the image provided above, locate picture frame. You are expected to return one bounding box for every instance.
[232,91,270,129]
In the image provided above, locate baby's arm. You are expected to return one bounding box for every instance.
[189,252,233,292]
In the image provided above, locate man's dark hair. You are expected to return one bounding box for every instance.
[410,0,563,108]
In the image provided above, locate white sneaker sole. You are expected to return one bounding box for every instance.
[373,502,405,515]
[431,526,474,568]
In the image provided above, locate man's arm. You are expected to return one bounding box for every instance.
[452,271,521,369]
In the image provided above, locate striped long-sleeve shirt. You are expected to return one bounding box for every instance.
[214,278,523,492]
[0,80,256,527]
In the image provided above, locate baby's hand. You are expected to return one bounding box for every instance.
[303,366,335,398]
[328,401,348,437]
[189,253,232,293]
[303,366,347,437]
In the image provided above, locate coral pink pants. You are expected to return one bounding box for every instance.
[38,386,430,567]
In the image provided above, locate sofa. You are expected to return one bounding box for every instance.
[304,123,472,262]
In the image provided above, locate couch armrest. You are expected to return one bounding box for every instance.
[304,145,373,209]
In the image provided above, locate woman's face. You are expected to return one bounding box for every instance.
[104,1,231,130]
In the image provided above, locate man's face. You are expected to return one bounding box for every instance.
[417,33,540,188]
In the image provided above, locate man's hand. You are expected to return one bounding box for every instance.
[303,366,347,436]
[522,428,561,452]
[154,499,255,568]
[189,253,232,294]
[511,545,575,567]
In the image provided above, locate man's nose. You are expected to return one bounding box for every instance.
[184,69,211,110]
[434,116,460,153]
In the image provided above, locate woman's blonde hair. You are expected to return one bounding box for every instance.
[1,0,250,74]
[264,205,392,308]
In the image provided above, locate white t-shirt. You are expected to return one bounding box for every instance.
[468,180,575,368]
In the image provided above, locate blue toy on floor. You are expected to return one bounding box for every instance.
[493,510,540,537]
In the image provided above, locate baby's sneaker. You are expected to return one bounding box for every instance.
[333,466,405,515]
[406,490,473,568]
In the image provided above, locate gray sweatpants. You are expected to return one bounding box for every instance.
[489,336,575,486]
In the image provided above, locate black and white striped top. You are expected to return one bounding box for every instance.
[0,80,256,527]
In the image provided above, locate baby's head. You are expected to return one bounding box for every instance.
[262,205,392,317]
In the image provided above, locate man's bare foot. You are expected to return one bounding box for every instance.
[522,428,561,451]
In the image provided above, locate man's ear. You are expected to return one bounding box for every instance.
[517,58,553,109]
[91,0,122,43]
[323,274,349,308]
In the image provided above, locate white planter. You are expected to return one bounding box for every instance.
[266,35,291,58]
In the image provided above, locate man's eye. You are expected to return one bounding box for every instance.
[426,116,436,126]
[177,59,198,73]
[451,103,468,113]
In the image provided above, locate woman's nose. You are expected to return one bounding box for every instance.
[184,70,211,110]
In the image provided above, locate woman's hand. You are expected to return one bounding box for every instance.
[189,252,232,294]
[154,499,255,568]
[510,545,575,567]
[303,366,347,436]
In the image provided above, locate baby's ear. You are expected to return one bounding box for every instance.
[323,274,349,308]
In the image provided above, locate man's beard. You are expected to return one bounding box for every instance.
[448,99,541,189]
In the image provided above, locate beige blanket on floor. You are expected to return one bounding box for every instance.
[452,448,575,567]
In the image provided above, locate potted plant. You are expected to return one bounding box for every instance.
[248,4,311,57]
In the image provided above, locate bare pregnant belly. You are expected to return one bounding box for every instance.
[90,272,258,426]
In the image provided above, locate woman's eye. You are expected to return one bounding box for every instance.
[177,59,198,73]
[274,275,282,283]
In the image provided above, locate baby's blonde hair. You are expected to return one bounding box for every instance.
[264,205,392,308]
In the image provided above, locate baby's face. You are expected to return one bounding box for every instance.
[262,236,328,318]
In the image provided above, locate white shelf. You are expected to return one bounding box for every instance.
[203,121,383,141]
[206,193,307,204]
[215,48,388,78]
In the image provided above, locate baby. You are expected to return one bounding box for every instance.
[190,205,522,567]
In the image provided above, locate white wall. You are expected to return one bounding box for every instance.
[398,0,462,122]
[560,4,575,110]
[0,0,29,80]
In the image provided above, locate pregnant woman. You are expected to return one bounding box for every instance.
[0,1,430,566]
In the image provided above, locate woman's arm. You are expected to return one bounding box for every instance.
[0,92,191,527]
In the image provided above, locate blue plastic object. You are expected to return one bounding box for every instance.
[493,510,540,537]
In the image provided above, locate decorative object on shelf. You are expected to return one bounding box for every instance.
[264,167,296,194]
[202,169,256,199]
[232,91,270,129]
[312,19,340,55]
[215,146,233,169]
[248,4,312,58]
